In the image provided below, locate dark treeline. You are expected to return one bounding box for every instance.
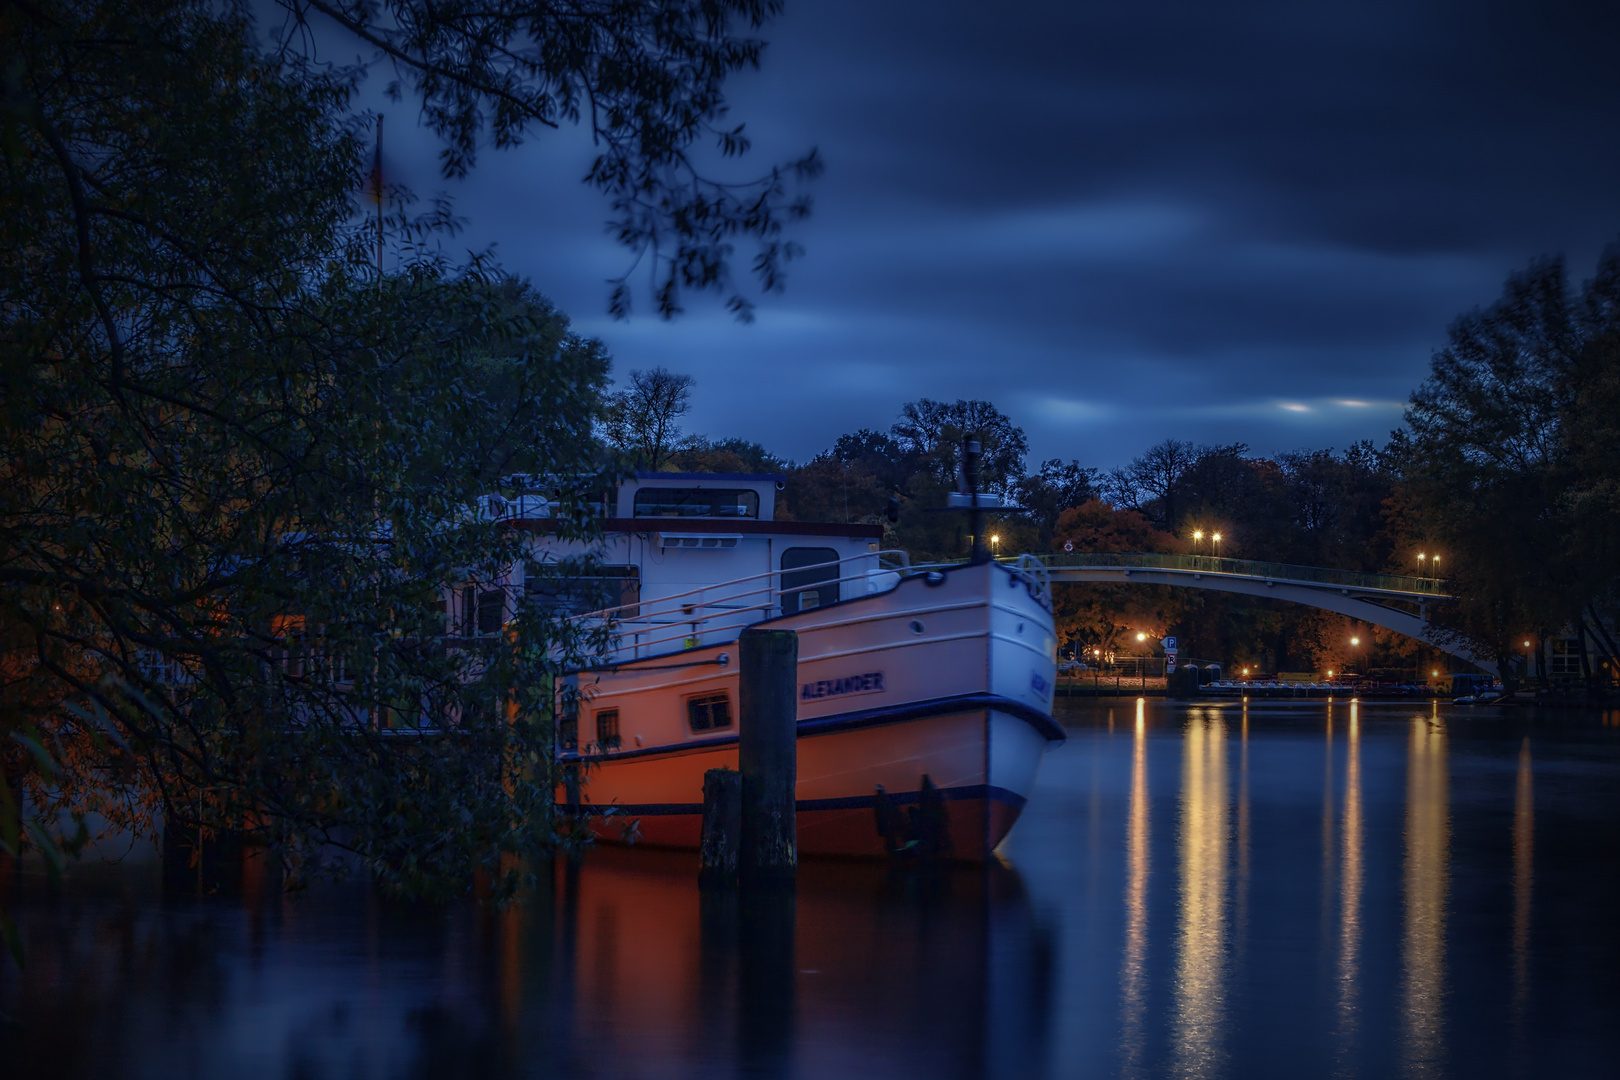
[1,0,813,917]
[617,250,1620,690]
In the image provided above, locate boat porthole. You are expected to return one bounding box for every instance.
[910,620,925,635]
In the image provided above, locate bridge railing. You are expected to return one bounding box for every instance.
[1025,551,1446,597]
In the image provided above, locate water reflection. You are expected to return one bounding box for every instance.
[1234,700,1250,968]
[1172,707,1229,1079]
[1321,706,1336,945]
[1512,737,1533,1022]
[1,851,1051,1080]
[1401,715,1450,1077]
[1119,696,1151,1078]
[9,702,1620,1080]
[1336,703,1364,1063]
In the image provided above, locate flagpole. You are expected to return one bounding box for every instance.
[375,114,384,288]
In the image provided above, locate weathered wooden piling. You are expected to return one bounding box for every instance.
[739,627,798,878]
[700,767,743,881]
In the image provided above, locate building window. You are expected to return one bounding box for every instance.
[781,547,840,615]
[686,692,732,733]
[595,708,621,750]
[633,487,759,519]
[1549,638,1583,676]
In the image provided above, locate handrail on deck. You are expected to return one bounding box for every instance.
[570,550,915,658]
[1023,551,1446,596]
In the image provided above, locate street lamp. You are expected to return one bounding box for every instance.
[990,533,1000,555]
[1212,532,1222,557]
[1136,632,1146,642]
[1192,529,1204,553]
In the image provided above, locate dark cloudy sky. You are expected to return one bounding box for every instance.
[359,0,1620,468]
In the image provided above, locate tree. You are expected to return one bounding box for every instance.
[890,398,1028,495]
[1049,500,1181,659]
[1013,459,1099,544]
[1397,250,1620,685]
[0,0,620,927]
[1103,438,1198,530]
[601,366,696,469]
[670,436,788,476]
[281,0,821,319]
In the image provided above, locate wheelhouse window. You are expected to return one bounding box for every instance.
[686,692,732,733]
[633,487,759,519]
[781,547,840,615]
[594,708,621,751]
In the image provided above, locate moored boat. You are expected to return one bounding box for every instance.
[504,471,1063,859]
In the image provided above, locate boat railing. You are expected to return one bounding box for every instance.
[574,550,915,661]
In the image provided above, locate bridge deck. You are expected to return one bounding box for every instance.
[1025,551,1447,599]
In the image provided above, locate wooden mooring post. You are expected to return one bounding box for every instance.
[699,768,743,882]
[738,627,798,878]
[700,626,800,882]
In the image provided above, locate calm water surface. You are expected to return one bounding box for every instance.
[5,699,1620,1078]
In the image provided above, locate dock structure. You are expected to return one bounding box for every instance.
[1023,552,1488,670]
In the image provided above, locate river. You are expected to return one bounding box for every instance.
[4,698,1619,1078]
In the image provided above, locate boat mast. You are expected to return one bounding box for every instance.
[963,438,990,565]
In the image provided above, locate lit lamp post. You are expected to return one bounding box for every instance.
[991,533,1000,557]
[1212,531,1222,558]
[1192,529,1204,554]
[1523,639,1534,682]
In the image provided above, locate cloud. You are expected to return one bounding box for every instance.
[368,0,1620,468]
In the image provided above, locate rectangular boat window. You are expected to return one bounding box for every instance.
[686,692,732,733]
[477,589,506,635]
[633,487,759,519]
[594,708,621,751]
[524,565,640,617]
[780,547,840,615]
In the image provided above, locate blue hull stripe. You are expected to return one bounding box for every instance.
[568,782,1029,819]
[560,691,1064,766]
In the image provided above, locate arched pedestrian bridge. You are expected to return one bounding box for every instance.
[1021,551,1486,670]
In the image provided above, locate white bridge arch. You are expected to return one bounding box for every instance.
[1022,552,1488,672]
